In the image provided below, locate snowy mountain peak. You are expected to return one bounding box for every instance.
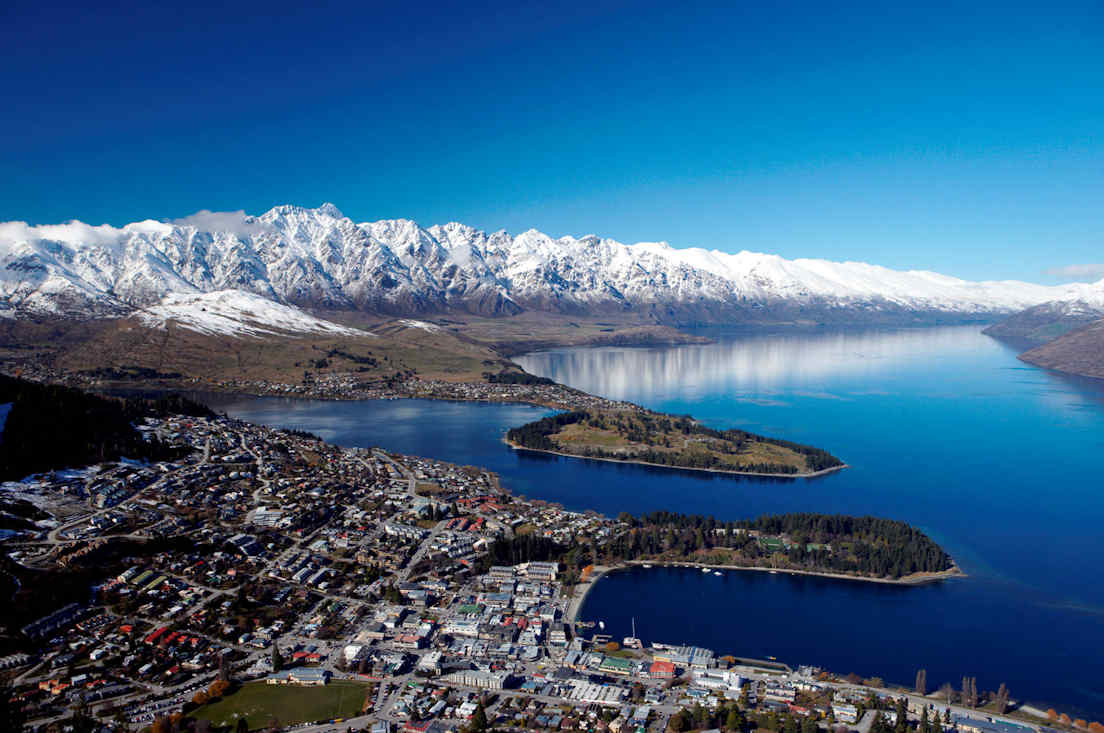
[262,202,345,220]
[1051,277,1104,308]
[0,204,1092,325]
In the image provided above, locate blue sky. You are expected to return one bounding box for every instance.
[2,0,1103,282]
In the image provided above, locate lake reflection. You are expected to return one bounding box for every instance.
[515,326,1021,404]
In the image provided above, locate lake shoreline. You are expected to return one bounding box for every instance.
[620,559,967,586]
[568,561,966,628]
[503,437,848,479]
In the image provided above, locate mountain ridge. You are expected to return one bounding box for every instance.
[984,279,1104,379]
[0,203,1091,325]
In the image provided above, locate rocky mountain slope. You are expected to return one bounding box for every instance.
[0,203,1088,325]
[1019,318,1104,379]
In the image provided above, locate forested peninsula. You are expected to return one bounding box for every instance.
[505,409,845,476]
[487,511,958,583]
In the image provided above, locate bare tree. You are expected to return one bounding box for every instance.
[940,683,954,705]
[995,683,1010,714]
[961,677,978,708]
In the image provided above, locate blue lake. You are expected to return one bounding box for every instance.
[202,326,1104,717]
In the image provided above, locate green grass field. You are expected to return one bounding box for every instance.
[190,680,368,730]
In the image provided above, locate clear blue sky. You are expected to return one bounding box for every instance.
[3,0,1103,282]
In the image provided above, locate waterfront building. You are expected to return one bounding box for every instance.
[649,660,676,679]
[599,656,634,676]
[953,716,1036,733]
[653,645,715,669]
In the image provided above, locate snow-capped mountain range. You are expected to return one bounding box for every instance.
[1,203,1099,326]
[982,278,1104,347]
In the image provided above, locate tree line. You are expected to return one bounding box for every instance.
[0,375,213,481]
[612,511,954,578]
[484,370,556,385]
[505,410,589,451]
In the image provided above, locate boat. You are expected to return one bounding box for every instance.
[598,621,605,630]
[713,571,722,576]
[622,618,644,649]
[642,563,653,569]
[701,567,711,573]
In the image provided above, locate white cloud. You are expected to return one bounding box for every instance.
[171,210,266,237]
[1046,263,1104,281]
[0,220,129,251]
[0,211,264,250]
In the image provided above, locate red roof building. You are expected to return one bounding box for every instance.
[649,660,676,679]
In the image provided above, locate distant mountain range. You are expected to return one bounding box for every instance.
[983,279,1104,380]
[0,203,1095,327]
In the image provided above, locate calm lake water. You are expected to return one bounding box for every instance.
[202,326,1104,717]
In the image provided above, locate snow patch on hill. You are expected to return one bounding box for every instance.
[397,319,442,333]
[137,290,372,339]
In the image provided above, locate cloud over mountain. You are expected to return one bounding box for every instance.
[1045,263,1104,282]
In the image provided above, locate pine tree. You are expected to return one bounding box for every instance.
[896,698,909,733]
[0,676,27,733]
[272,643,284,672]
[469,702,489,732]
[69,694,96,733]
